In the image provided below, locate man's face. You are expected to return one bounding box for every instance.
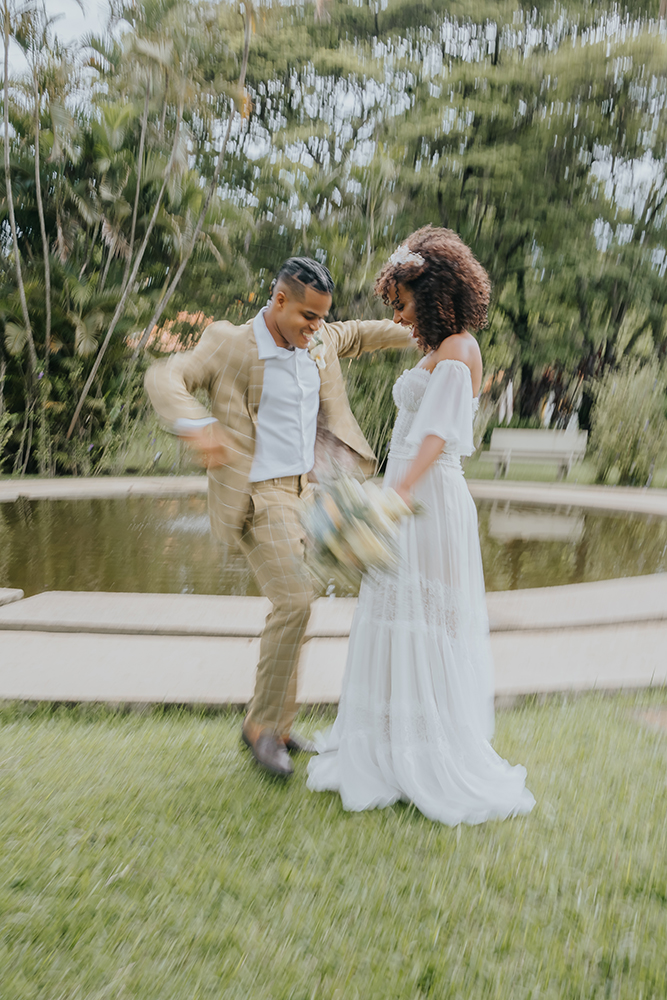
[267,282,332,350]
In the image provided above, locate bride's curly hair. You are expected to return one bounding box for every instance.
[375,225,491,352]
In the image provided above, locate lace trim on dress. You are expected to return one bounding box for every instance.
[361,573,488,639]
[392,366,430,410]
[342,702,496,771]
[345,702,455,757]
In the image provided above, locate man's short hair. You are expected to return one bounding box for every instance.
[271,257,334,299]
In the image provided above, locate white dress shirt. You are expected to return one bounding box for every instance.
[173,309,321,482]
[249,308,320,481]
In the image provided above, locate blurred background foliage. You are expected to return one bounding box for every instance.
[1,0,667,479]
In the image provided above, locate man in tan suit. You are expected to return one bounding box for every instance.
[145,258,412,778]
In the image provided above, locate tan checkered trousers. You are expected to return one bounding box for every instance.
[145,317,413,733]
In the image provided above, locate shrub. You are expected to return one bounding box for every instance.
[589,358,667,486]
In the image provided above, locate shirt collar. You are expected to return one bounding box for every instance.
[254,306,307,361]
[253,307,317,363]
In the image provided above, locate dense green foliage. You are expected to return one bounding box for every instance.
[1,692,667,998]
[1,0,667,475]
[589,357,667,483]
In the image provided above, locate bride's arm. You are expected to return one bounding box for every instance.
[394,435,444,505]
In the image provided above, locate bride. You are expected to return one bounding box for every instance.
[307,226,535,825]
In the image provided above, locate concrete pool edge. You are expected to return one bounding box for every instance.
[0,588,24,607]
[2,575,667,636]
[1,620,666,706]
[1,475,666,705]
[1,578,666,707]
[2,473,667,516]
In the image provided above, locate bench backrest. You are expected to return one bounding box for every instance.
[489,428,588,457]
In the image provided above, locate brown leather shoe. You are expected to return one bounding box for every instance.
[284,731,317,754]
[242,728,294,779]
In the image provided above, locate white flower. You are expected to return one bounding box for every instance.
[388,244,425,268]
[308,330,327,369]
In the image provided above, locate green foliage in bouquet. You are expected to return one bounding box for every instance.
[589,359,667,486]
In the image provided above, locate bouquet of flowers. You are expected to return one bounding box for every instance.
[301,469,415,594]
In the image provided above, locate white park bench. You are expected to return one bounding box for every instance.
[479,428,588,479]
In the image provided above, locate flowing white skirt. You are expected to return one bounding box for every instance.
[306,452,536,825]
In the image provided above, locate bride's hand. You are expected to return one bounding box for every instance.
[394,483,414,509]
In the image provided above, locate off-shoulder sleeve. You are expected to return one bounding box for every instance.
[405,360,476,456]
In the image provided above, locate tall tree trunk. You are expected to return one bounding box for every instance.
[66,98,186,440]
[12,399,29,474]
[122,84,150,290]
[33,69,53,476]
[78,220,100,280]
[131,10,252,360]
[21,405,34,475]
[159,72,169,132]
[99,240,113,291]
[33,70,51,363]
[3,4,38,375]
[513,265,536,418]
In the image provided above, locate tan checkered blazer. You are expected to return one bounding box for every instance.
[145,316,413,545]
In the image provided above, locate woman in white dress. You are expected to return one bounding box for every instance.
[307,226,535,825]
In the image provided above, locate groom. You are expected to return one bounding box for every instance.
[145,258,412,778]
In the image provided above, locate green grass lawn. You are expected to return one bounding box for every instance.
[1,692,666,1000]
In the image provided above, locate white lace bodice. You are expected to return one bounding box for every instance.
[388,360,478,460]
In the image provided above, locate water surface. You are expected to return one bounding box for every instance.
[1,495,666,598]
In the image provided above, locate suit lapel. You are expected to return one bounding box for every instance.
[246,325,263,424]
[316,328,343,424]
[314,327,376,465]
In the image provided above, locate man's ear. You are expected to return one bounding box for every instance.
[273,289,287,309]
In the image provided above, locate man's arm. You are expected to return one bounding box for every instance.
[144,321,229,424]
[145,321,234,467]
[323,318,415,359]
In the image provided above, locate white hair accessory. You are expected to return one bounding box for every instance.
[388,244,425,268]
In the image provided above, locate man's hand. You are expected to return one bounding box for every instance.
[179,422,231,469]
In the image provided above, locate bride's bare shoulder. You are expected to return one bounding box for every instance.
[431,334,482,393]
[435,332,480,362]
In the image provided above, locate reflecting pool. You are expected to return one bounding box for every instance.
[2,494,666,598]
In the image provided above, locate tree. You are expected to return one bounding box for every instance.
[2,0,38,375]
[2,0,667,475]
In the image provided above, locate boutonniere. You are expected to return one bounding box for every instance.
[308,330,327,370]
